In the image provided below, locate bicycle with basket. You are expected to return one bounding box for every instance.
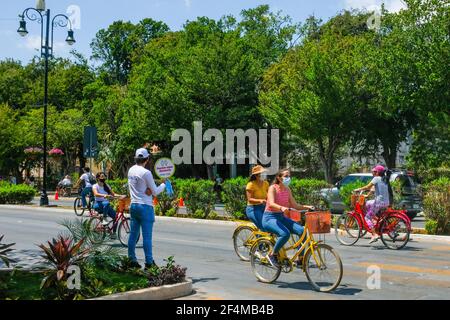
[249,208,343,292]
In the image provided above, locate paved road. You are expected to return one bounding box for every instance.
[1,205,447,300]
[31,197,427,229]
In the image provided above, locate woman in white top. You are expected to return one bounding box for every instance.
[92,172,119,233]
[354,165,391,243]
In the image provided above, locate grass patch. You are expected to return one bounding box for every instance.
[1,266,150,300]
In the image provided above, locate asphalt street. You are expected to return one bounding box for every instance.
[1,205,448,300]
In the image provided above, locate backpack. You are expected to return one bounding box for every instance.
[88,173,96,185]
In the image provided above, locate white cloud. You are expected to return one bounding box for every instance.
[344,0,407,13]
[18,34,68,53]
[184,0,191,8]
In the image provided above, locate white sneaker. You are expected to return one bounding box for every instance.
[369,236,379,244]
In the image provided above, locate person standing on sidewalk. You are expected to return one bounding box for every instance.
[127,148,166,269]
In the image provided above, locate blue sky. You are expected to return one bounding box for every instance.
[0,0,406,64]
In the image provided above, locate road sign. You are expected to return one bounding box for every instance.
[83,126,98,159]
[154,157,176,179]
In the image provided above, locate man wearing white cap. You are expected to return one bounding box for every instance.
[127,147,166,269]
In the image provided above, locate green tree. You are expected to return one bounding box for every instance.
[0,104,22,176]
[260,26,369,183]
[91,19,169,85]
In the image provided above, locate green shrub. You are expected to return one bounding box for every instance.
[425,219,439,235]
[173,178,196,199]
[155,179,179,216]
[209,211,219,220]
[0,184,36,204]
[166,207,177,217]
[339,180,367,210]
[423,178,450,235]
[107,179,128,195]
[390,179,404,210]
[417,167,450,184]
[182,180,215,218]
[221,177,248,220]
[154,205,162,216]
[290,178,331,208]
[192,209,206,219]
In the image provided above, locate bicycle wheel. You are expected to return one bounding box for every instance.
[304,243,343,292]
[233,225,256,261]
[88,217,106,244]
[118,218,140,247]
[334,213,361,246]
[250,238,281,283]
[380,216,410,250]
[74,197,85,216]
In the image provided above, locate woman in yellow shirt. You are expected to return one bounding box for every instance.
[246,165,269,230]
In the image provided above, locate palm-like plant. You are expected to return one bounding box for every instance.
[0,235,16,267]
[38,235,89,291]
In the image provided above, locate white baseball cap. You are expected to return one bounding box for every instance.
[135,148,150,159]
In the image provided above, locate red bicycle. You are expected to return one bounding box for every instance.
[88,196,140,247]
[335,191,411,249]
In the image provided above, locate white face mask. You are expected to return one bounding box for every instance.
[282,177,291,187]
[259,173,267,181]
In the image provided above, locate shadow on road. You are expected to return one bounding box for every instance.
[192,277,219,284]
[276,281,362,296]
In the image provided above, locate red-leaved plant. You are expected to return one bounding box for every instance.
[38,235,89,296]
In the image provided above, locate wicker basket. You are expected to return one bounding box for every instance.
[117,197,131,213]
[305,211,331,234]
[351,194,366,208]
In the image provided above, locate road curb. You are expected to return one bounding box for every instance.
[90,279,193,300]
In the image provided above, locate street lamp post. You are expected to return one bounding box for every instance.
[17,1,75,206]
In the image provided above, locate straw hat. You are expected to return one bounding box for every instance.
[251,165,266,176]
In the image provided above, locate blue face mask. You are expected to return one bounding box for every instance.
[282,177,291,187]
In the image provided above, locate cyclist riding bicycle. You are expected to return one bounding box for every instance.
[77,167,96,209]
[245,165,269,230]
[354,165,393,244]
[57,175,72,193]
[92,172,120,238]
[263,168,314,267]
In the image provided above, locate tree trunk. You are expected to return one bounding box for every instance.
[317,139,337,184]
[381,142,397,169]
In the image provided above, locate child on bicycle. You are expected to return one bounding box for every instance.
[354,165,391,244]
[245,165,269,230]
[263,168,314,267]
[92,172,120,237]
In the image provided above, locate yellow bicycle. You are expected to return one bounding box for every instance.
[232,221,300,262]
[249,211,343,292]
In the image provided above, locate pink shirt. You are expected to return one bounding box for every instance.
[265,184,290,213]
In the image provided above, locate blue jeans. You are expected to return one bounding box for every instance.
[81,186,92,207]
[128,203,155,265]
[246,204,265,230]
[262,212,304,254]
[93,200,117,231]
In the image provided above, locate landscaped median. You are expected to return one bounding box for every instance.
[0,219,192,300]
